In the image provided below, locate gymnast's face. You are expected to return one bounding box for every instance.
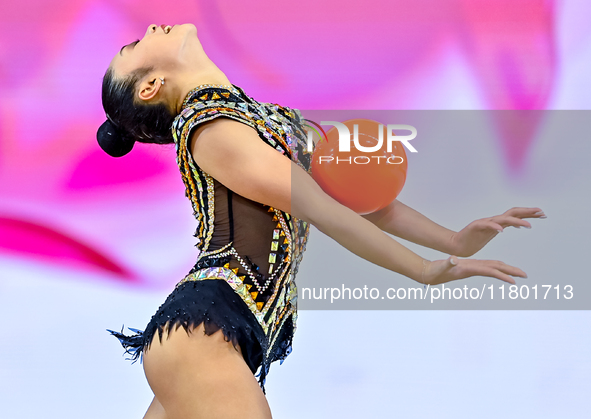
[110,23,198,79]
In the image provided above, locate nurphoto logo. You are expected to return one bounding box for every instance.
[303,119,417,165]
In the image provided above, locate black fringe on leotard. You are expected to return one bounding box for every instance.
[107,279,293,393]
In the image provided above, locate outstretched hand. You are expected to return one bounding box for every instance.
[448,207,546,257]
[423,255,527,286]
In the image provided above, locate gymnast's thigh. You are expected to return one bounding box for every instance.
[142,323,272,419]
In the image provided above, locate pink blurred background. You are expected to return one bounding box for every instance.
[0,1,590,418]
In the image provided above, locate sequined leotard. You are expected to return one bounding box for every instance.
[109,84,312,391]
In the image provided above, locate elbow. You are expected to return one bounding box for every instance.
[290,163,345,227]
[292,188,348,231]
[291,198,317,226]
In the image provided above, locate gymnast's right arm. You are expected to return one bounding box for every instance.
[189,117,527,286]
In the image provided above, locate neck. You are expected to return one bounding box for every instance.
[170,60,232,114]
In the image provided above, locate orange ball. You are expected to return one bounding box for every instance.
[310,119,408,215]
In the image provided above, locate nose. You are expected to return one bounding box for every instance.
[145,24,158,35]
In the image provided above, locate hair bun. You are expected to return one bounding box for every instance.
[97,119,135,158]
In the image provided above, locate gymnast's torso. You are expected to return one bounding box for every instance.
[171,83,312,379]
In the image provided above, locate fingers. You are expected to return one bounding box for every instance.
[479,267,517,284]
[473,207,547,233]
[470,260,527,285]
[483,220,505,233]
[487,261,527,284]
[445,258,527,285]
[490,215,531,229]
[491,209,549,229]
[503,207,547,220]
[477,217,524,232]
[429,257,528,286]
[469,219,504,233]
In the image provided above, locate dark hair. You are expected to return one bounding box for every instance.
[97,66,176,157]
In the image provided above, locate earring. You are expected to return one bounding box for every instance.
[159,77,165,85]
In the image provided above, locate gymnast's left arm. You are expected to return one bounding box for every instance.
[361,200,546,257]
[361,200,455,254]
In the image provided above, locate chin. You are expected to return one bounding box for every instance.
[177,23,197,34]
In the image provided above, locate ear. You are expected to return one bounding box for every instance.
[137,76,163,102]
